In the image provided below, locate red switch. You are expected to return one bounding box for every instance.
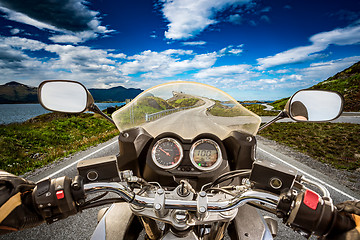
[303,189,319,210]
[56,190,64,200]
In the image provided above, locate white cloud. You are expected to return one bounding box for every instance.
[219,44,244,55]
[298,56,360,82]
[257,24,360,69]
[108,53,127,59]
[249,56,360,93]
[309,25,360,46]
[121,49,217,78]
[49,35,83,44]
[0,36,128,87]
[2,36,46,51]
[49,31,100,44]
[182,41,207,46]
[44,44,118,74]
[161,0,252,40]
[10,28,20,35]
[261,6,271,12]
[195,64,251,79]
[228,14,243,25]
[257,44,326,69]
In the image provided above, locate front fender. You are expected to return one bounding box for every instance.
[91,203,140,240]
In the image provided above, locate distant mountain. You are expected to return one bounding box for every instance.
[271,61,360,111]
[0,81,143,104]
[309,61,360,112]
[89,86,142,102]
[0,81,38,104]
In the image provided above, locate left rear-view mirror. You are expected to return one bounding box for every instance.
[286,90,344,122]
[38,80,94,113]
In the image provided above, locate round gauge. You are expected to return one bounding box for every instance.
[190,139,222,171]
[151,138,183,169]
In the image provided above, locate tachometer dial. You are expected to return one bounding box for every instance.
[152,138,183,169]
[190,139,222,171]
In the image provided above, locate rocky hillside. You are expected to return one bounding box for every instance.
[309,61,360,111]
[0,82,38,104]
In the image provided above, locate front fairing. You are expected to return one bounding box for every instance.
[112,81,261,140]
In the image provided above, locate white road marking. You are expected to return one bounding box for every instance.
[258,147,356,200]
[46,140,118,179]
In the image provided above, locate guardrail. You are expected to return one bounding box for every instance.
[145,106,191,122]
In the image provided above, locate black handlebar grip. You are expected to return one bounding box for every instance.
[277,189,356,238]
[325,210,356,239]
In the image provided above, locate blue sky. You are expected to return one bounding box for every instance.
[0,0,359,100]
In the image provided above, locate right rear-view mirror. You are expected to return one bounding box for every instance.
[286,90,344,122]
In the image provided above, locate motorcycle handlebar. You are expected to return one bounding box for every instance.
[83,182,355,237]
[83,182,279,211]
[33,177,356,238]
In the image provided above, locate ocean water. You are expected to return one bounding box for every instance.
[0,102,124,125]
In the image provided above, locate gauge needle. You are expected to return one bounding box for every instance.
[159,147,170,156]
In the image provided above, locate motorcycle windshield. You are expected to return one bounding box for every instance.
[112,81,261,139]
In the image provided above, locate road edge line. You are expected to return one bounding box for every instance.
[46,140,118,179]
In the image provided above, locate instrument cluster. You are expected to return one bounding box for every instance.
[151,136,223,172]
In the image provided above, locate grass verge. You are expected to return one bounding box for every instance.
[259,122,360,170]
[0,113,118,175]
[243,104,279,116]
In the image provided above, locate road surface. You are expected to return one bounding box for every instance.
[1,104,358,239]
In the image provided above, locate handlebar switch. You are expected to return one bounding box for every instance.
[33,176,79,224]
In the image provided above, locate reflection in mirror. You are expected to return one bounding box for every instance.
[289,90,343,122]
[40,81,88,113]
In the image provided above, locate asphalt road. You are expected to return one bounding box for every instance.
[1,105,359,239]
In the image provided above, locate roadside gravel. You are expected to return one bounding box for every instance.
[257,135,360,196]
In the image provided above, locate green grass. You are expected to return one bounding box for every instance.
[270,97,289,110]
[260,122,360,170]
[168,98,200,108]
[0,113,118,175]
[243,104,279,116]
[209,102,252,117]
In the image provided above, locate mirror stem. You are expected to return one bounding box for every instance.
[88,103,116,126]
[258,111,288,132]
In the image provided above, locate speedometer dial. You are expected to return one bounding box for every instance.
[152,138,183,169]
[190,139,222,171]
